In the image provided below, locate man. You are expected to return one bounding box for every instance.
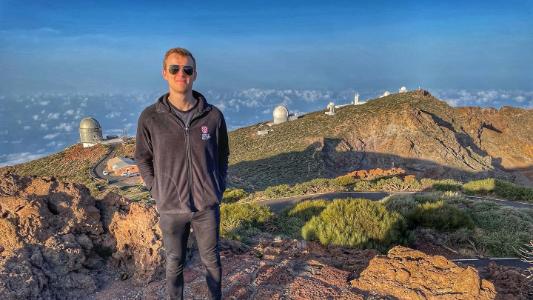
[135,47,229,300]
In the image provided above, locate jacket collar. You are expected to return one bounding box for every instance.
[155,90,211,114]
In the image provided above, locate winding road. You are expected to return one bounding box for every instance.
[92,143,141,188]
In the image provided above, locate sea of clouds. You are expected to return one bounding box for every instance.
[0,88,531,167]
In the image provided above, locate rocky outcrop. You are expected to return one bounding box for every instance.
[0,171,164,299]
[1,172,526,299]
[350,246,496,299]
[97,192,164,282]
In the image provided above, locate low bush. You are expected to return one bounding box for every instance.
[467,202,533,256]
[333,175,357,187]
[264,184,291,198]
[463,178,496,195]
[354,179,373,191]
[220,203,272,242]
[383,193,474,231]
[275,200,330,238]
[222,188,248,203]
[463,178,533,202]
[430,179,463,191]
[263,178,346,199]
[409,200,474,231]
[301,198,409,251]
[373,176,415,191]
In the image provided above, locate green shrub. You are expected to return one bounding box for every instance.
[264,184,291,198]
[493,180,533,202]
[374,176,412,191]
[467,202,533,256]
[354,176,426,192]
[463,178,533,202]
[274,200,330,238]
[463,178,496,195]
[383,194,473,231]
[301,198,409,251]
[263,178,346,199]
[431,179,463,191]
[354,179,373,191]
[333,175,357,187]
[220,203,273,241]
[223,188,248,203]
[292,178,346,195]
[409,200,474,231]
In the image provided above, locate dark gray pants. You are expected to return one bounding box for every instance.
[158,206,221,300]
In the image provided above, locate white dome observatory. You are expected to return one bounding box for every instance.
[273,105,289,124]
[79,117,103,148]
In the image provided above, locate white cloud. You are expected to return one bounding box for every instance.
[214,102,227,112]
[23,126,31,130]
[39,100,50,106]
[0,152,48,167]
[515,95,526,103]
[105,111,121,119]
[54,122,73,132]
[443,98,460,107]
[431,89,533,109]
[64,109,75,116]
[47,112,60,120]
[43,133,60,139]
[40,123,48,129]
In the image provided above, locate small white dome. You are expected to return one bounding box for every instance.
[380,91,391,98]
[273,105,289,124]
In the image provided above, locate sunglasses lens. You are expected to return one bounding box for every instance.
[168,65,193,76]
[183,66,194,76]
[168,65,180,75]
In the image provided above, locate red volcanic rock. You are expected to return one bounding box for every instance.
[350,246,496,300]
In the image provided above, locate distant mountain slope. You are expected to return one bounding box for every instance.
[228,90,533,190]
[3,90,530,192]
[0,144,109,195]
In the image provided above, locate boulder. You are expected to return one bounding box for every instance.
[350,246,496,299]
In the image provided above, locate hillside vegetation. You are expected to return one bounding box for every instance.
[227,90,533,191]
[0,143,109,195]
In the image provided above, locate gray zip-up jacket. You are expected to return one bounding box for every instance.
[134,91,229,214]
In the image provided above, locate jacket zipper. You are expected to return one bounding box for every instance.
[168,109,208,209]
[184,124,191,207]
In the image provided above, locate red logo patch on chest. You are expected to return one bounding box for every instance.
[201,126,209,134]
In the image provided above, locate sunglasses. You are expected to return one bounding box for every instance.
[168,65,194,76]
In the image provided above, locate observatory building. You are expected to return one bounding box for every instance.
[79,117,103,148]
[273,105,289,124]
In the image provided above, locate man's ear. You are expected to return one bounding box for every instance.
[162,68,167,80]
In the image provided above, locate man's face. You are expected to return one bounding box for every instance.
[162,53,197,94]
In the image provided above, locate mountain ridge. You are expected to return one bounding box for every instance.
[227,90,533,190]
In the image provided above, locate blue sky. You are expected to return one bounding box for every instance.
[1,0,532,93]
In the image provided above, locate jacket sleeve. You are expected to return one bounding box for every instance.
[134,112,155,191]
[217,114,230,191]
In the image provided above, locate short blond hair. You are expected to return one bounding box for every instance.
[163,47,196,69]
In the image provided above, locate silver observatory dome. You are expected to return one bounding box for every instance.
[79,117,103,147]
